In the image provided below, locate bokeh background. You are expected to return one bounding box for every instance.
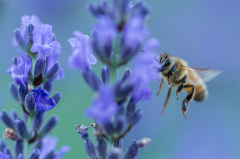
[0,0,240,158]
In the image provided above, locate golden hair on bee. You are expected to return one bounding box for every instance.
[156,53,221,119]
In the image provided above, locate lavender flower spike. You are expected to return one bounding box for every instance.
[76,125,97,159]
[7,50,32,87]
[68,31,97,72]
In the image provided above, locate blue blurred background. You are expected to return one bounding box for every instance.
[0,0,240,158]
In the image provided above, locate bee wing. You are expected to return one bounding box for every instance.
[185,67,222,85]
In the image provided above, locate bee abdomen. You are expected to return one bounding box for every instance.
[194,85,208,101]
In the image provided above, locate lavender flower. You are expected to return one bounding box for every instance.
[86,85,119,124]
[68,31,97,72]
[3,14,69,159]
[7,50,32,87]
[71,0,160,158]
[13,15,41,47]
[31,24,61,59]
[32,87,56,114]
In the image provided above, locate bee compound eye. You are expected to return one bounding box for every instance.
[164,58,172,66]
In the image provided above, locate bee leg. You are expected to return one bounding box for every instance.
[160,87,172,114]
[181,85,195,119]
[157,79,164,95]
[176,75,187,100]
[181,99,189,119]
[167,65,176,84]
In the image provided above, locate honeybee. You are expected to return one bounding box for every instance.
[156,53,221,119]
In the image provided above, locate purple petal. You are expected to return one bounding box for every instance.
[7,50,31,87]
[86,85,119,124]
[40,136,58,159]
[54,146,71,159]
[68,32,97,72]
[144,38,160,52]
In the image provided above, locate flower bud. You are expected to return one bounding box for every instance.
[115,117,125,134]
[114,138,122,148]
[26,21,35,45]
[92,30,112,63]
[126,98,136,118]
[103,121,114,136]
[11,110,18,121]
[44,150,56,159]
[34,59,46,78]
[121,68,131,83]
[76,125,97,159]
[35,140,42,150]
[52,93,62,104]
[76,125,89,140]
[14,118,29,139]
[122,140,138,159]
[107,147,122,159]
[114,82,133,100]
[17,154,23,159]
[14,29,27,50]
[0,111,16,130]
[32,113,43,131]
[14,140,23,158]
[43,63,60,82]
[9,83,20,103]
[82,69,102,91]
[39,115,58,137]
[96,136,107,159]
[29,149,41,159]
[13,57,18,65]
[101,66,109,84]
[43,82,52,93]
[25,93,35,115]
[128,109,143,126]
[0,140,6,152]
[18,85,28,105]
[88,2,107,17]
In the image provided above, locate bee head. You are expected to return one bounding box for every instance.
[156,53,172,71]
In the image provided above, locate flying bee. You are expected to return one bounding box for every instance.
[156,53,221,119]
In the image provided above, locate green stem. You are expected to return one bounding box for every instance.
[110,65,117,84]
[31,57,36,75]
